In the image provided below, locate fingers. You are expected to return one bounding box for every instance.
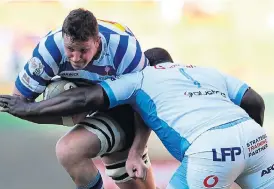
[0,101,8,112]
[0,97,10,105]
[135,164,148,181]
[0,95,12,100]
[126,164,135,178]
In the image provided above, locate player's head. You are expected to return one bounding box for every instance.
[145,47,173,66]
[62,8,101,70]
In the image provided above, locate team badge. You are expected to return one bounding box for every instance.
[28,57,44,76]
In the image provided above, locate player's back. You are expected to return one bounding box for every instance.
[139,63,249,155]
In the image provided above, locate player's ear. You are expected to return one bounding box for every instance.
[94,36,101,48]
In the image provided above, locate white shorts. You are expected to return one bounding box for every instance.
[167,118,274,189]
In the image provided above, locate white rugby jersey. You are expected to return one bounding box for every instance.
[100,63,250,161]
[16,20,148,99]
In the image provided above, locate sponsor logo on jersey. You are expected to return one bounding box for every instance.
[261,163,274,177]
[60,72,79,77]
[212,147,241,161]
[203,175,219,188]
[22,73,30,85]
[28,57,44,76]
[184,90,226,98]
[247,134,268,157]
[21,73,35,90]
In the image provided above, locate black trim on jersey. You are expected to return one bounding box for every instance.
[112,173,129,181]
[105,161,126,170]
[79,121,112,152]
[93,117,115,152]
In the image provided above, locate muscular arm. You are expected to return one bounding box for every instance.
[12,86,63,125]
[240,88,265,126]
[128,113,151,157]
[28,85,109,117]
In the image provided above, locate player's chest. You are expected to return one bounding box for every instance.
[58,56,117,84]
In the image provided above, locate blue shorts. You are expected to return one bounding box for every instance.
[167,118,274,189]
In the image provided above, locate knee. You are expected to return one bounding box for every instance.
[55,137,80,168]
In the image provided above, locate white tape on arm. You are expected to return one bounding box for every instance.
[62,116,75,126]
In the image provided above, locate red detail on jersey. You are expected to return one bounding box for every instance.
[203,175,219,188]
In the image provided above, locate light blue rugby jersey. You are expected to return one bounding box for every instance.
[16,20,148,99]
[100,63,250,161]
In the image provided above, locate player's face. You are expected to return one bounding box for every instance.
[64,34,100,70]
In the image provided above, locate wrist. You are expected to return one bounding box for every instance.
[27,103,37,116]
[128,146,145,158]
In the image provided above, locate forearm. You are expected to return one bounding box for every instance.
[128,113,151,157]
[29,86,106,117]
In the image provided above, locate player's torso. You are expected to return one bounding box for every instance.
[137,63,249,157]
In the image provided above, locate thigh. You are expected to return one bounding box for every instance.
[100,105,135,151]
[168,125,245,189]
[57,125,102,159]
[235,121,274,189]
[77,112,126,156]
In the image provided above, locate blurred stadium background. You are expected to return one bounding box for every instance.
[0,0,273,188]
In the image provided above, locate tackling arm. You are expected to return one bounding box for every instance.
[28,85,109,117]
[12,86,63,125]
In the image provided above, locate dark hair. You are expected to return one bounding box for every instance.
[144,47,173,66]
[62,8,98,41]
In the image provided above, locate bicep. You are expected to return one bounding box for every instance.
[240,88,265,126]
[240,88,265,110]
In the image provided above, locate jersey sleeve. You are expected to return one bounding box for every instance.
[15,30,63,99]
[114,35,148,75]
[222,73,249,105]
[99,72,143,108]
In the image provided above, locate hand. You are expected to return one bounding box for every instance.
[0,95,31,117]
[126,154,148,181]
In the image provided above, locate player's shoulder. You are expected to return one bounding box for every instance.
[33,26,64,68]
[38,27,64,52]
[98,20,136,45]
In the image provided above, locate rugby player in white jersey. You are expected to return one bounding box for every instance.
[2,47,273,189]
[4,8,156,189]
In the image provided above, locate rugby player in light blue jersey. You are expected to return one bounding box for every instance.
[6,8,156,189]
[2,47,273,189]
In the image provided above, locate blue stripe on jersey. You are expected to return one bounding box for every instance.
[135,90,190,161]
[122,41,142,74]
[15,77,40,99]
[102,32,110,45]
[100,81,118,108]
[24,64,47,86]
[113,36,129,68]
[33,44,55,77]
[232,84,249,105]
[45,33,62,64]
[168,157,189,188]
